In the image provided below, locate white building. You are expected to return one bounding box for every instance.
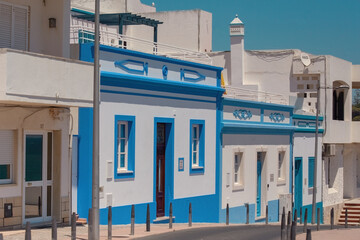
[0,0,92,229]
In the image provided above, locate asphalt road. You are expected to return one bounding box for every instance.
[137,224,349,240]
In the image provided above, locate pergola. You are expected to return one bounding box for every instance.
[74,11,163,43]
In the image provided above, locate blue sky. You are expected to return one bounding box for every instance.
[141,0,360,64]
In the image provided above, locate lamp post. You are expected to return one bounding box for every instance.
[90,0,100,239]
[311,84,349,224]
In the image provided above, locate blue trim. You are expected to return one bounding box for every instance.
[71,8,94,15]
[114,60,148,76]
[80,43,223,72]
[308,157,315,188]
[233,109,252,120]
[219,204,256,223]
[114,115,136,179]
[153,118,174,216]
[293,114,324,121]
[294,157,303,214]
[216,94,223,222]
[189,119,205,175]
[223,98,294,111]
[301,202,323,223]
[100,89,216,104]
[101,71,225,97]
[77,108,93,219]
[295,128,324,133]
[222,120,296,133]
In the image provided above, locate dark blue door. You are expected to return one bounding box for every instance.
[256,157,262,217]
[294,157,303,216]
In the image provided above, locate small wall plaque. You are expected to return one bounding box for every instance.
[178,158,184,172]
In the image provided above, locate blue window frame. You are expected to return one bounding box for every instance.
[189,120,205,174]
[308,157,315,188]
[114,115,135,179]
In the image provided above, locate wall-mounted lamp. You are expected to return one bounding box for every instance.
[49,18,56,28]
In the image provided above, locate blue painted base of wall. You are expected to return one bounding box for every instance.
[97,194,219,225]
[300,202,323,224]
[219,199,279,224]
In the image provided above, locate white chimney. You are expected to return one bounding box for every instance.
[230,14,245,87]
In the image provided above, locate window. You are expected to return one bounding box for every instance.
[189,120,205,174]
[0,130,15,184]
[308,157,315,188]
[278,151,286,182]
[0,2,28,51]
[233,152,244,190]
[114,115,135,179]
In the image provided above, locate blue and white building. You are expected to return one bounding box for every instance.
[76,43,224,224]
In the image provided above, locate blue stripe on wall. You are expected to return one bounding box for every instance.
[77,107,93,219]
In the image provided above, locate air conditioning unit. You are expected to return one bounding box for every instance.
[323,144,336,157]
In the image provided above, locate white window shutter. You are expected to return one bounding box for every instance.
[0,3,12,48]
[12,6,28,51]
[0,130,15,165]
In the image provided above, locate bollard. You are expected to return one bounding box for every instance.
[306,229,312,240]
[345,208,348,228]
[290,221,296,240]
[146,204,150,232]
[25,222,31,240]
[130,205,135,235]
[0,233,3,240]
[52,217,57,240]
[71,212,76,240]
[108,206,112,240]
[283,206,285,216]
[246,203,249,224]
[300,208,303,225]
[330,208,334,230]
[317,208,320,231]
[189,203,192,227]
[266,205,268,224]
[88,208,93,239]
[169,202,173,229]
[303,208,308,233]
[294,209,297,226]
[287,211,291,240]
[226,203,229,225]
[281,211,286,240]
[38,196,41,216]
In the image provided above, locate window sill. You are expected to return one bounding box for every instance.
[117,170,134,175]
[191,166,204,170]
[277,179,286,186]
[0,182,15,187]
[190,166,204,174]
[233,184,244,191]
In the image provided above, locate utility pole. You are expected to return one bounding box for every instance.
[91,0,100,239]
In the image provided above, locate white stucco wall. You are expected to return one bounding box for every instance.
[2,0,70,58]
[71,0,155,14]
[293,132,322,205]
[222,134,290,216]
[98,88,217,208]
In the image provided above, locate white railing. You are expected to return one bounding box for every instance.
[225,86,288,105]
[70,26,213,65]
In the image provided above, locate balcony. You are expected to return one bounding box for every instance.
[0,48,93,107]
[70,26,213,65]
[224,86,288,105]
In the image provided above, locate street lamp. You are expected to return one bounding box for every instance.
[311,83,349,224]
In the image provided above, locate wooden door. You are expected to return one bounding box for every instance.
[156,123,166,217]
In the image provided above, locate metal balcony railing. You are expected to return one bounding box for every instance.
[70,26,213,65]
[225,86,288,105]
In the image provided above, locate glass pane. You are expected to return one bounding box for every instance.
[26,135,43,182]
[193,126,197,138]
[0,165,10,179]
[47,186,52,217]
[120,124,126,138]
[25,186,42,219]
[120,154,125,168]
[193,140,197,151]
[120,139,126,152]
[47,132,52,181]
[193,152,197,164]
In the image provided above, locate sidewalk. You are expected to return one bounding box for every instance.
[0,223,221,240]
[297,228,360,240]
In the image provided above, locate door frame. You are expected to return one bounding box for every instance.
[256,151,267,217]
[22,131,53,225]
[153,118,174,218]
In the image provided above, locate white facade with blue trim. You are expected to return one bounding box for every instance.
[76,43,224,224]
